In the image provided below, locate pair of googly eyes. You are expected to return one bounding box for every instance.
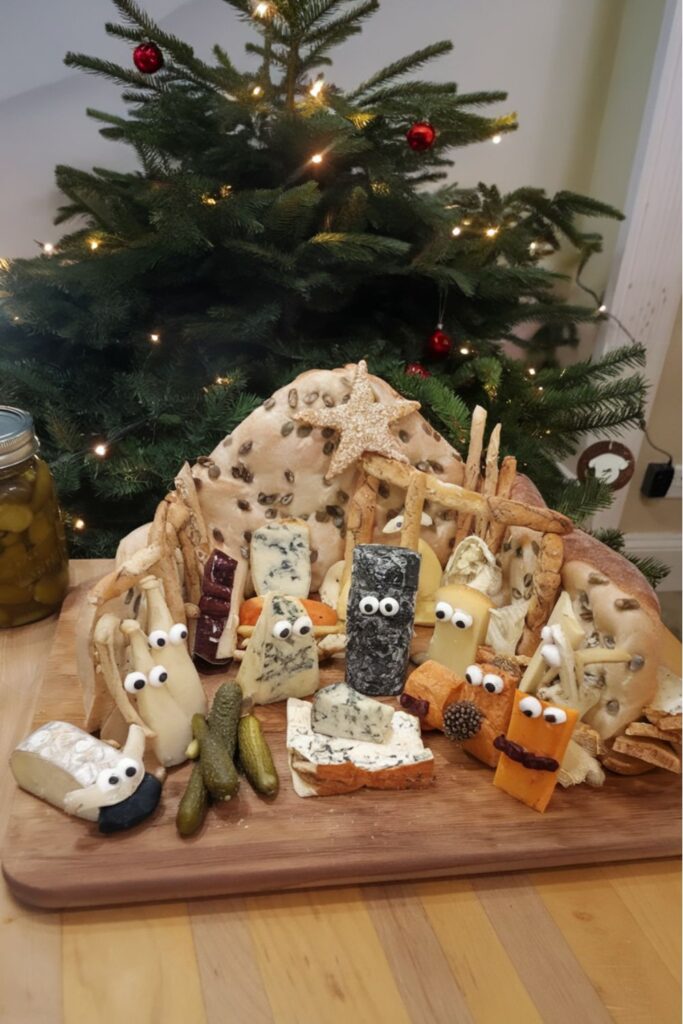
[465,665,504,694]
[96,757,140,792]
[435,601,473,630]
[518,695,567,724]
[148,623,189,649]
[358,595,400,617]
[123,665,168,693]
[272,616,313,640]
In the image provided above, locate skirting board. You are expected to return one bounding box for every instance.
[624,531,682,592]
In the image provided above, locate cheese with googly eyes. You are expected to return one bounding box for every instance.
[311,682,394,743]
[426,583,493,677]
[345,544,420,697]
[287,698,434,797]
[236,592,319,705]
[250,520,311,598]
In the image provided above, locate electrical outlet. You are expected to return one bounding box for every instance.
[667,464,682,499]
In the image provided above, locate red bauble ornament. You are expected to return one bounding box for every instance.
[406,121,436,152]
[426,327,452,358]
[405,362,431,379]
[133,42,164,74]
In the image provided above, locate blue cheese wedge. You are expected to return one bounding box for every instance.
[236,593,319,704]
[287,698,434,797]
[311,682,394,743]
[250,520,311,598]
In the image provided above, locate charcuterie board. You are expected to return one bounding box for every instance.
[3,578,681,910]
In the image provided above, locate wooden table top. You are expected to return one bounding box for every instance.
[0,560,680,1024]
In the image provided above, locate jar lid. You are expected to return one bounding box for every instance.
[0,406,39,469]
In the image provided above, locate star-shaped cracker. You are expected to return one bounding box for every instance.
[292,360,420,477]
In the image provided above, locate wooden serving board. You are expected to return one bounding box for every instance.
[3,579,681,909]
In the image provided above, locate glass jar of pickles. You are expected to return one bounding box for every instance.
[0,407,69,627]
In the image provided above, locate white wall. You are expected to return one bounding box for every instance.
[0,0,656,267]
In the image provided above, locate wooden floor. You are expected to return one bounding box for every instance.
[1,562,680,1024]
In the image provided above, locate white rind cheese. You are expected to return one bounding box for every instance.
[250,520,311,598]
[287,698,433,797]
[311,682,394,743]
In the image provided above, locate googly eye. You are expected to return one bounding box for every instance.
[379,596,400,617]
[395,516,404,528]
[124,671,147,694]
[541,644,562,668]
[148,629,169,649]
[541,625,554,643]
[116,757,140,779]
[543,706,568,725]
[451,609,473,630]
[359,595,379,615]
[519,695,542,719]
[483,673,504,694]
[272,619,292,639]
[148,664,169,687]
[293,615,313,636]
[97,768,120,792]
[465,665,483,686]
[168,623,188,645]
[435,600,454,622]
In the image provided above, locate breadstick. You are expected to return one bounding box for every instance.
[455,405,487,544]
[517,533,563,656]
[400,469,427,551]
[486,455,517,553]
[475,422,501,538]
[341,472,379,589]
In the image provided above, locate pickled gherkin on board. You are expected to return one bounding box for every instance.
[176,761,209,836]
[237,715,279,797]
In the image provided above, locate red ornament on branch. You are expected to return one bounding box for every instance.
[426,326,452,358]
[406,121,436,152]
[405,362,431,379]
[133,42,164,74]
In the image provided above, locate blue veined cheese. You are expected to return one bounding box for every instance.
[311,682,394,743]
[236,593,319,704]
[287,698,434,797]
[250,520,311,598]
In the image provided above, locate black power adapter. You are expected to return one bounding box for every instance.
[641,461,674,497]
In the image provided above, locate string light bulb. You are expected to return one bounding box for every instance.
[254,2,270,16]
[462,219,472,226]
[491,134,502,144]
[89,240,99,251]
[485,227,498,238]
[528,367,537,376]
[310,78,324,98]
[251,85,262,97]
[149,332,160,344]
[42,242,54,255]
[310,153,323,165]
[598,304,607,314]
[529,241,537,253]
[451,226,462,237]
[73,518,86,531]
[93,443,108,458]
[459,346,471,355]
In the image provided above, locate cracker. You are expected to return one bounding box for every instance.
[612,735,681,774]
[625,721,680,743]
[601,749,656,776]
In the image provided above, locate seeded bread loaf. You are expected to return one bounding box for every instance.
[190,365,465,591]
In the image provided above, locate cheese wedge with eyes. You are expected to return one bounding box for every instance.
[140,575,207,718]
[426,584,493,678]
[236,593,319,705]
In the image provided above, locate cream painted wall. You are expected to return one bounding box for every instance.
[620,303,682,534]
[0,0,633,259]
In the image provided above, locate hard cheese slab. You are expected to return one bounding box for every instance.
[3,581,681,909]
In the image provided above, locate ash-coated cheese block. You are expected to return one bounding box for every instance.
[236,592,319,704]
[287,697,434,797]
[345,544,420,697]
[311,682,394,743]
[250,519,311,598]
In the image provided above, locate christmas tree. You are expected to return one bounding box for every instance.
[0,0,650,570]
